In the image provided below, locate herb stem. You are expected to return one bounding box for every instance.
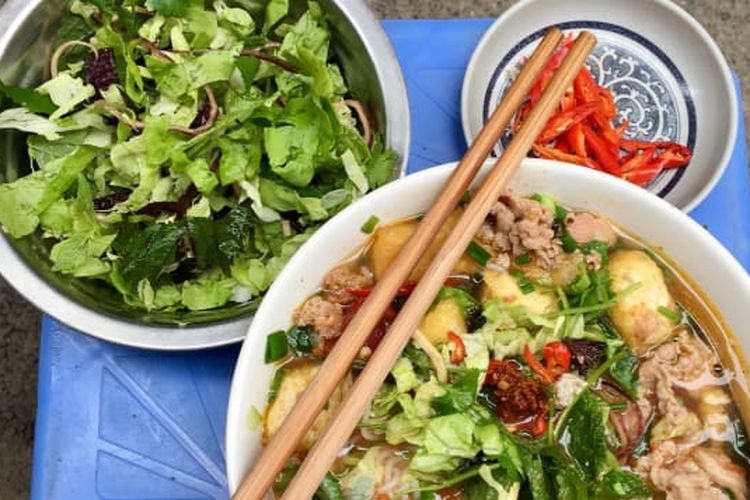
[553,350,627,438]
[405,463,502,493]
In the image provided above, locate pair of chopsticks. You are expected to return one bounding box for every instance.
[235,28,596,499]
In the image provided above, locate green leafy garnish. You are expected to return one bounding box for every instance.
[467,241,491,266]
[287,325,317,354]
[0,80,57,115]
[360,215,380,234]
[559,390,610,480]
[608,350,640,399]
[0,0,397,313]
[264,330,289,363]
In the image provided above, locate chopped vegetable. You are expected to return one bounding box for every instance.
[360,215,380,234]
[467,241,492,266]
[265,330,289,363]
[513,35,693,187]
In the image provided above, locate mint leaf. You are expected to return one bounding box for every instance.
[113,222,186,289]
[561,390,610,480]
[0,80,57,115]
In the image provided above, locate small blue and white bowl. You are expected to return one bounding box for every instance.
[461,0,737,212]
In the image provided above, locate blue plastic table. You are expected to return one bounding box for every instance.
[31,19,750,500]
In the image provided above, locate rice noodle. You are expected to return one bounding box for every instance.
[413,329,447,383]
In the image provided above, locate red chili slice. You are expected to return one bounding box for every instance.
[447,331,466,364]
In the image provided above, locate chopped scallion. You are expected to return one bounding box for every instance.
[264,330,289,363]
[511,269,535,294]
[515,253,533,265]
[360,215,380,234]
[657,305,682,322]
[561,229,578,253]
[467,241,491,266]
[460,189,472,205]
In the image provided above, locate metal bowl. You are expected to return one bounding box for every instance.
[0,0,410,349]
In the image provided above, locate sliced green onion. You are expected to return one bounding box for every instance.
[360,215,380,234]
[511,269,534,295]
[657,306,682,322]
[531,192,556,213]
[264,330,289,363]
[460,189,472,205]
[514,253,533,265]
[561,229,578,253]
[467,241,491,266]
[554,204,568,224]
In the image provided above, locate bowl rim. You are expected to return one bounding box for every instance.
[224,158,750,492]
[0,0,411,351]
[460,0,738,213]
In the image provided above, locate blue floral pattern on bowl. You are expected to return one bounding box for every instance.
[484,21,696,197]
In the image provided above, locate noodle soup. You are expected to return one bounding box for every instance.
[259,189,750,499]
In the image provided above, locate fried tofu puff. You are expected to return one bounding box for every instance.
[264,359,350,451]
[607,249,678,354]
[481,269,558,316]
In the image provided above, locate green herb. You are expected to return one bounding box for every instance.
[460,189,472,206]
[0,80,57,115]
[112,222,186,290]
[264,330,289,363]
[510,269,534,294]
[467,241,491,266]
[582,240,609,265]
[593,469,650,499]
[267,369,286,403]
[410,463,503,493]
[514,253,533,265]
[431,369,481,416]
[315,472,343,500]
[272,463,342,499]
[561,229,578,253]
[554,204,568,224]
[287,325,317,354]
[608,350,640,399]
[87,0,142,37]
[657,305,682,322]
[559,390,609,480]
[403,342,434,379]
[360,215,380,234]
[522,452,552,500]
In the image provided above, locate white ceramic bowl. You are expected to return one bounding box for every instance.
[461,0,737,212]
[225,159,750,493]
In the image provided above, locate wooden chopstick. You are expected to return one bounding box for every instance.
[233,28,564,500]
[281,31,597,499]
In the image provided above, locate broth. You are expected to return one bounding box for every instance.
[261,193,750,499]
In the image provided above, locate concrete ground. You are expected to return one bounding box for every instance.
[0,1,748,498]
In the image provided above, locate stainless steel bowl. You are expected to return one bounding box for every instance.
[0,0,410,349]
